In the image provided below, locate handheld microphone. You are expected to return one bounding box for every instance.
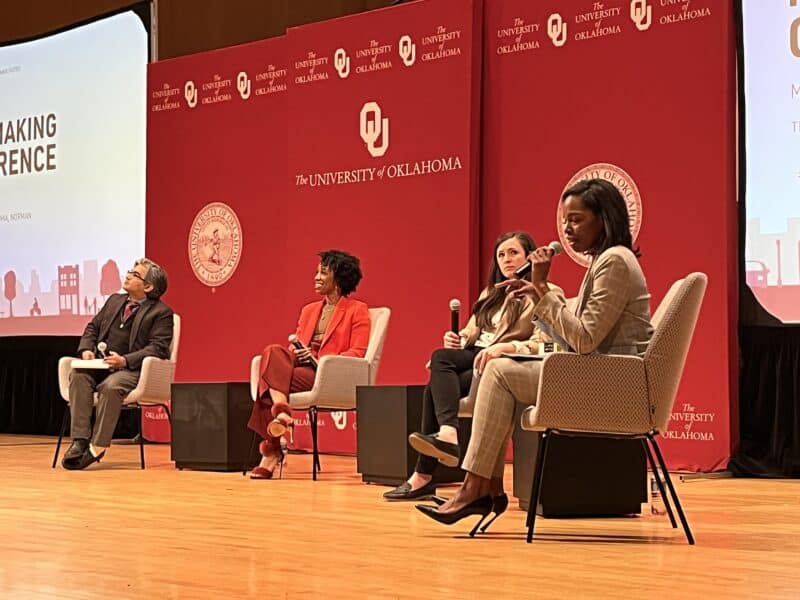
[288,334,318,369]
[449,298,461,334]
[97,342,108,359]
[514,241,563,278]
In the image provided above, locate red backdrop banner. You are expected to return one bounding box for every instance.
[145,1,483,450]
[283,0,483,452]
[145,36,290,441]
[144,0,737,470]
[482,0,736,470]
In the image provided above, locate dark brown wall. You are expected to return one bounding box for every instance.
[0,0,393,60]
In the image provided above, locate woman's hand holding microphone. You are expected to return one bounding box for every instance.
[442,330,462,349]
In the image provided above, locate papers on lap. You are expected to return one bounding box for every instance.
[500,353,544,361]
[70,358,110,369]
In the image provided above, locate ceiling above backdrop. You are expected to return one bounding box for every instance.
[0,0,394,60]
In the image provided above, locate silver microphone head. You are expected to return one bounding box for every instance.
[97,342,107,352]
[288,334,298,343]
[548,241,563,255]
[449,298,461,311]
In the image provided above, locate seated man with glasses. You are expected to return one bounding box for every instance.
[62,258,174,470]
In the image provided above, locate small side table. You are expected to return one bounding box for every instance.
[512,403,647,516]
[356,385,472,486]
[170,382,260,471]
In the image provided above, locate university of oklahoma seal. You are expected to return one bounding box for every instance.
[558,163,642,267]
[188,202,242,287]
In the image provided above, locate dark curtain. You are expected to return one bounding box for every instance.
[729,325,800,477]
[0,337,138,438]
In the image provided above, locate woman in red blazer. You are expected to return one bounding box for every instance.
[247,250,371,479]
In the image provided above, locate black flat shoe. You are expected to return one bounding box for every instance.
[383,479,437,501]
[63,438,89,460]
[63,448,105,470]
[415,495,493,537]
[408,432,460,468]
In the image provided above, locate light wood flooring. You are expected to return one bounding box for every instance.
[0,435,798,599]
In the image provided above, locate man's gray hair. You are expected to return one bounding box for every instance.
[135,257,168,300]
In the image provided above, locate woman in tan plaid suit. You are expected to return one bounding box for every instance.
[384,231,560,501]
[416,178,654,532]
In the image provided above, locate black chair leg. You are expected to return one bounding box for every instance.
[526,430,550,543]
[310,407,319,481]
[138,406,145,470]
[642,438,677,528]
[648,434,694,545]
[159,403,172,424]
[52,408,69,468]
[244,430,257,476]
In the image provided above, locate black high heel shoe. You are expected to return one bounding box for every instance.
[415,495,493,537]
[430,493,508,533]
[479,493,508,533]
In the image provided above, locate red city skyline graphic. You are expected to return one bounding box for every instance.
[0,258,124,334]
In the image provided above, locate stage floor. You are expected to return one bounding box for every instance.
[0,434,798,599]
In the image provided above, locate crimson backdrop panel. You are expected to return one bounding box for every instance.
[482,0,736,470]
[146,37,290,440]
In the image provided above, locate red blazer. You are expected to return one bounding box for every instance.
[295,297,371,358]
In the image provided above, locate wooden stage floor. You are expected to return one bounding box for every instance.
[0,435,798,599]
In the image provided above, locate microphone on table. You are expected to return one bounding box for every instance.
[449,298,461,334]
[514,241,563,279]
[96,342,108,359]
[288,334,318,369]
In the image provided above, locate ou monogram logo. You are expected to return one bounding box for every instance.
[360,101,389,157]
[334,48,350,78]
[630,0,652,32]
[236,71,251,100]
[399,35,416,67]
[184,80,198,108]
[547,13,567,47]
[331,411,347,431]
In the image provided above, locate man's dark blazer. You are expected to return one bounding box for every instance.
[77,293,174,371]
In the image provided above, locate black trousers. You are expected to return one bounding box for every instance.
[416,347,478,475]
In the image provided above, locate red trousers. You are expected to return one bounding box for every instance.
[247,343,316,439]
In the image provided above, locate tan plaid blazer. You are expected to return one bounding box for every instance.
[533,246,653,355]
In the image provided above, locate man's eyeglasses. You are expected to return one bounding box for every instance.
[127,270,146,282]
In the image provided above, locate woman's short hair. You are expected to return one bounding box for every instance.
[319,250,363,296]
[135,258,168,300]
[561,178,640,257]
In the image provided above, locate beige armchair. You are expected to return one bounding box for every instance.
[249,307,391,479]
[520,273,707,544]
[52,313,181,469]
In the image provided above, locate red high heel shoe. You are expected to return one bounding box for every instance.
[249,438,286,480]
[266,413,294,444]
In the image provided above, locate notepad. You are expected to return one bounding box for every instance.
[70,359,110,370]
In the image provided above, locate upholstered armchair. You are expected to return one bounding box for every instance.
[52,313,181,469]
[249,307,391,479]
[520,273,707,544]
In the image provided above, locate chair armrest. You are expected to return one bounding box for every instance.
[250,355,262,401]
[125,357,175,405]
[58,356,73,402]
[299,355,370,409]
[522,353,652,435]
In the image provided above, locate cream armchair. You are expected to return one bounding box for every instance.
[249,307,391,480]
[52,313,181,469]
[520,273,707,544]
